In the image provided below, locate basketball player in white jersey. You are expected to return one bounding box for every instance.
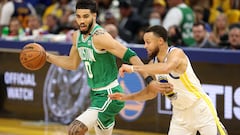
[109,25,228,135]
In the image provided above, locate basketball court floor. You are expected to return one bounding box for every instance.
[0,118,165,135]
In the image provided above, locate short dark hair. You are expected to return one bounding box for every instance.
[76,0,97,13]
[145,25,168,41]
[193,22,206,30]
[119,0,131,8]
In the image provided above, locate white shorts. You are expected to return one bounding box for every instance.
[168,98,217,135]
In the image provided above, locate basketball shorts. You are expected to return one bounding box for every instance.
[169,98,228,135]
[76,84,125,130]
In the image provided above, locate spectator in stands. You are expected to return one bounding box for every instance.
[209,13,229,47]
[58,6,74,33]
[0,0,7,19]
[135,0,154,20]
[167,25,184,46]
[25,0,52,16]
[103,10,118,26]
[187,0,210,24]
[104,23,128,46]
[42,0,71,28]
[118,0,146,43]
[209,0,240,26]
[60,6,74,25]
[97,0,120,24]
[25,15,45,36]
[8,17,24,36]
[192,22,217,48]
[148,10,161,26]
[226,26,240,50]
[224,0,240,26]
[152,0,167,21]
[162,0,195,46]
[1,17,24,40]
[193,5,211,32]
[45,14,60,34]
[65,14,79,42]
[0,0,36,29]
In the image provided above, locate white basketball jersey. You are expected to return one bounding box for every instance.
[154,47,207,110]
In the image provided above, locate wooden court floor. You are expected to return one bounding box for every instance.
[0,118,165,135]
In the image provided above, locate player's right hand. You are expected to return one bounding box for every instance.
[119,64,133,77]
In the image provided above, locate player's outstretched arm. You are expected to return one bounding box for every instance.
[46,31,81,70]
[109,81,174,101]
[109,87,157,101]
[92,29,148,77]
[119,48,186,76]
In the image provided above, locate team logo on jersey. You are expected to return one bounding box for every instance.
[118,72,145,121]
[78,47,96,62]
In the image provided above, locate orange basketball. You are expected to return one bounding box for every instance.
[19,43,46,71]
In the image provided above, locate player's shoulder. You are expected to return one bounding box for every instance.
[169,46,181,51]
[168,46,185,55]
[92,27,107,36]
[92,27,112,42]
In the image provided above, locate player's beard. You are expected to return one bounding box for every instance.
[148,46,159,60]
[80,19,93,35]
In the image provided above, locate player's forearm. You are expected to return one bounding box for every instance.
[126,88,157,101]
[132,63,171,75]
[46,52,80,70]
[129,56,149,78]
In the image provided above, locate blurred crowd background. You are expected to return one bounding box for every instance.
[0,0,239,49]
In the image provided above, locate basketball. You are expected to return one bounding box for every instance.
[19,43,46,71]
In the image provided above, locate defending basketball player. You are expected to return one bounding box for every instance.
[45,0,170,135]
[109,25,228,135]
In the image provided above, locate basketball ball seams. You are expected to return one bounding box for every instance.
[19,43,46,71]
[20,51,42,64]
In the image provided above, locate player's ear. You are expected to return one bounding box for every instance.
[159,37,165,45]
[92,13,97,20]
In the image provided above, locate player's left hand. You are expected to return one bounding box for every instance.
[119,64,133,77]
[108,92,126,101]
[148,81,174,94]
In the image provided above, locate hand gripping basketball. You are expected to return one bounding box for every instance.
[19,43,46,71]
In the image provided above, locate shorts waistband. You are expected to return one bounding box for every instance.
[92,79,119,91]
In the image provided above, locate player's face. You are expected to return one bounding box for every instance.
[75,9,96,34]
[143,32,160,59]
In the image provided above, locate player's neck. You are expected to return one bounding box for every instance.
[157,45,169,62]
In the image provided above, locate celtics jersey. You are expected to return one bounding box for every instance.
[76,24,118,88]
[178,5,195,46]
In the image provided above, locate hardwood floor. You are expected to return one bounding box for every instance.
[0,118,165,135]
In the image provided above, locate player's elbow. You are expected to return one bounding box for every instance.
[69,60,81,70]
[64,62,80,70]
[69,64,79,70]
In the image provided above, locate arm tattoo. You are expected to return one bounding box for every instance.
[94,29,105,36]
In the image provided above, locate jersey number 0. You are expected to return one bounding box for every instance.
[84,61,93,78]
